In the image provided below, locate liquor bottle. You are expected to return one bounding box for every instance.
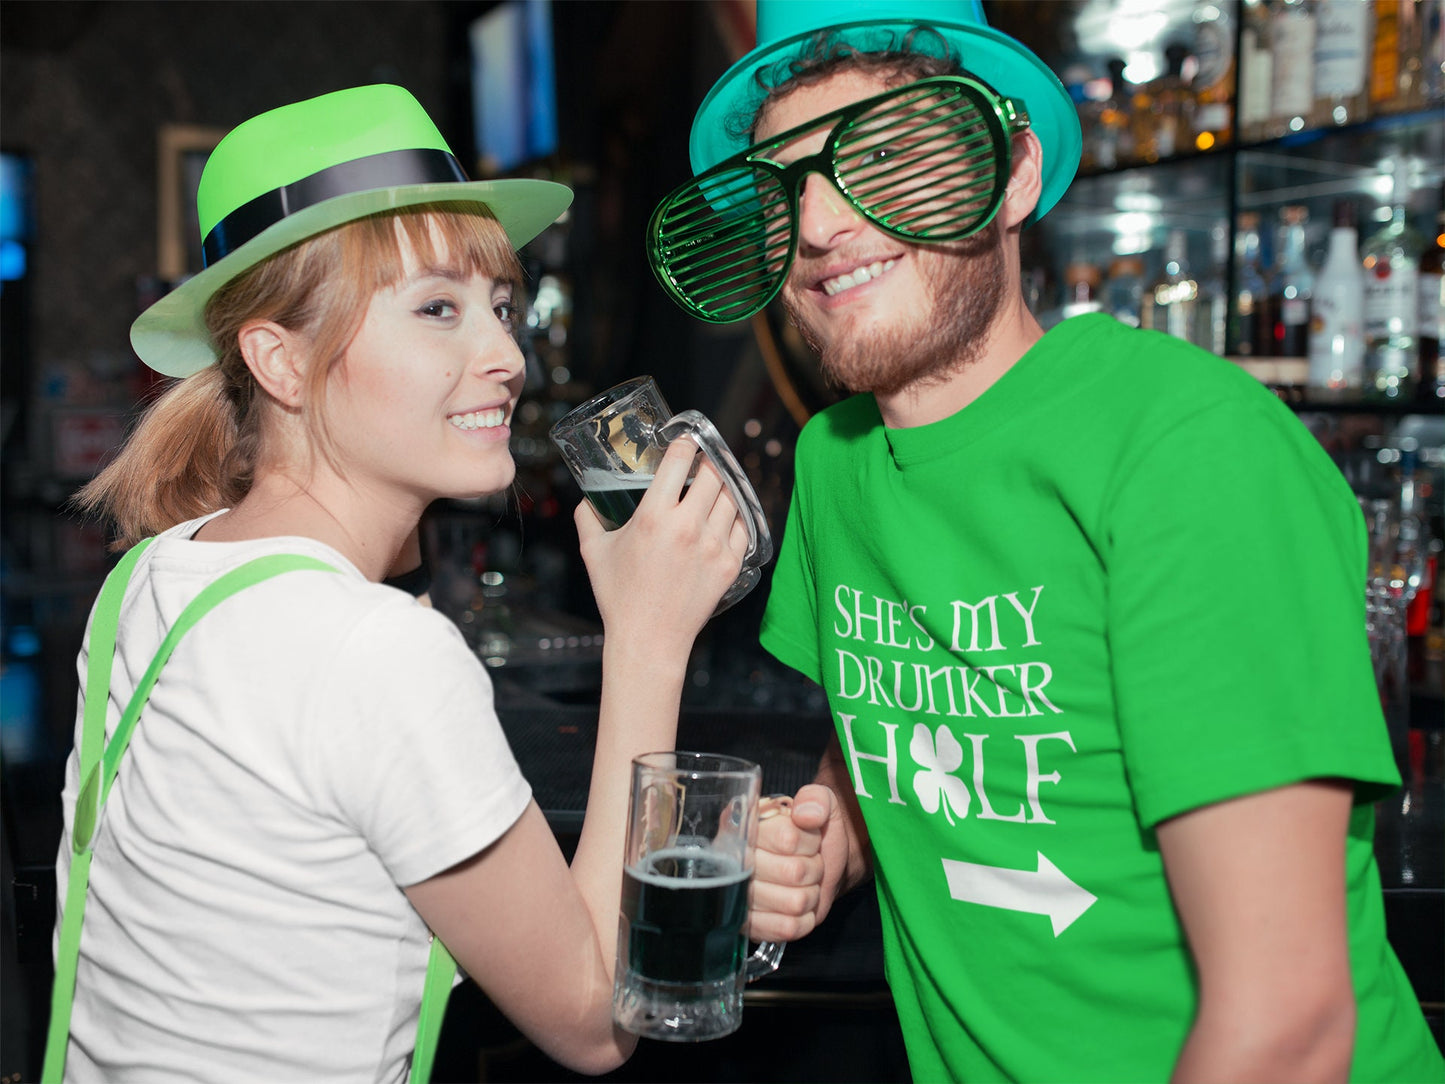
[1232,212,1274,355]
[1073,75,1105,174]
[1190,3,1236,150]
[1062,260,1103,319]
[1271,0,1319,135]
[1396,444,1429,605]
[1363,159,1422,398]
[1418,207,1445,401]
[1308,199,1366,394]
[1238,0,1275,144]
[1425,0,1445,103]
[1092,58,1134,169]
[1195,224,1230,355]
[1104,255,1145,327]
[1134,43,1192,162]
[1273,205,1314,357]
[1370,0,1404,113]
[1397,0,1429,110]
[1312,0,1372,127]
[1142,229,1200,343]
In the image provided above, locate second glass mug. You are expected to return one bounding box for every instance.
[613,751,785,1041]
[548,376,773,614]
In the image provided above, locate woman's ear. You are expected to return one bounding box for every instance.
[238,320,307,409]
[1000,130,1044,231]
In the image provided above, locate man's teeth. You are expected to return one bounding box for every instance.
[822,259,897,297]
[448,408,506,430]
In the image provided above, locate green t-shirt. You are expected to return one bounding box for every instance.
[760,313,1443,1083]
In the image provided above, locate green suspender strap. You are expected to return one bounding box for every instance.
[41,543,458,1084]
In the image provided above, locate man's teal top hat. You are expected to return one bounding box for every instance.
[689,0,1080,224]
[132,84,572,379]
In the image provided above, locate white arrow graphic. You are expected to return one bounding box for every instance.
[941,852,1096,936]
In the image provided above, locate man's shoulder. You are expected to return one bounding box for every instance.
[1047,313,1284,416]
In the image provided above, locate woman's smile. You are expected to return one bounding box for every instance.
[447,406,509,432]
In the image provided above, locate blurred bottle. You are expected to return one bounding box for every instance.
[1238,0,1275,142]
[1104,255,1145,327]
[1370,0,1404,112]
[1022,261,1055,322]
[1024,260,1063,329]
[1196,224,1230,355]
[1396,443,1429,604]
[1398,0,1429,109]
[1308,199,1366,394]
[1127,65,1157,164]
[1092,58,1135,169]
[1271,0,1319,135]
[1232,212,1275,355]
[1190,2,1236,150]
[1312,0,1372,127]
[1273,205,1314,356]
[1424,0,1445,102]
[1363,159,1422,398]
[1142,229,1201,342]
[1419,206,1445,401]
[1134,43,1193,162]
[1061,260,1103,319]
[1073,73,1104,173]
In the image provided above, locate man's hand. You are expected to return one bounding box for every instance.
[747,780,865,942]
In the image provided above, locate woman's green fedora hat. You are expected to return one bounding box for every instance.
[689,0,1080,224]
[131,84,572,379]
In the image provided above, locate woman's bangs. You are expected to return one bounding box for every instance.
[362,204,524,293]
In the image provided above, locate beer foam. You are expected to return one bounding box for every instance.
[579,468,654,491]
[629,845,748,887]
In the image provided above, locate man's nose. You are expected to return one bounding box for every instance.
[795,173,866,253]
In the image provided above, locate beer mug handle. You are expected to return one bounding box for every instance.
[657,410,773,569]
[744,791,791,981]
[745,939,785,981]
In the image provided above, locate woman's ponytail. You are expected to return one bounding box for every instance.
[72,365,252,549]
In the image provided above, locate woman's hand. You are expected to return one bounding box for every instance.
[574,438,749,644]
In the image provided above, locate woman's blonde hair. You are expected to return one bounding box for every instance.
[75,203,524,548]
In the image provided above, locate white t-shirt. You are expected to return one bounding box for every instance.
[54,513,532,1083]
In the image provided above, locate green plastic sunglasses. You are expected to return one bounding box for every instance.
[647,74,1030,324]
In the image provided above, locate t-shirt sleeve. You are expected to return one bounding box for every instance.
[307,600,532,886]
[1105,394,1399,828]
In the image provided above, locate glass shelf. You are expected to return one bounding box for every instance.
[1236,108,1445,213]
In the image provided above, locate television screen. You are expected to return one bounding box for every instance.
[469,0,558,176]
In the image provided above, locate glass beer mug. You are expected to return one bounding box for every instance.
[548,377,772,614]
[613,752,785,1041]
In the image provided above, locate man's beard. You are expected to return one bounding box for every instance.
[781,222,1006,399]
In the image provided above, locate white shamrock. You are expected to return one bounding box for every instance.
[910,723,970,825]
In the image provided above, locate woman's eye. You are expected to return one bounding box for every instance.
[418,299,458,319]
[494,301,517,328]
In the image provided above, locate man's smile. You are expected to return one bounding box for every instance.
[822,258,900,297]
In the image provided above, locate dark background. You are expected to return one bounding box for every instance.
[2,2,1440,1080]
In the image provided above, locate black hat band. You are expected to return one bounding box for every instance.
[202,147,471,268]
